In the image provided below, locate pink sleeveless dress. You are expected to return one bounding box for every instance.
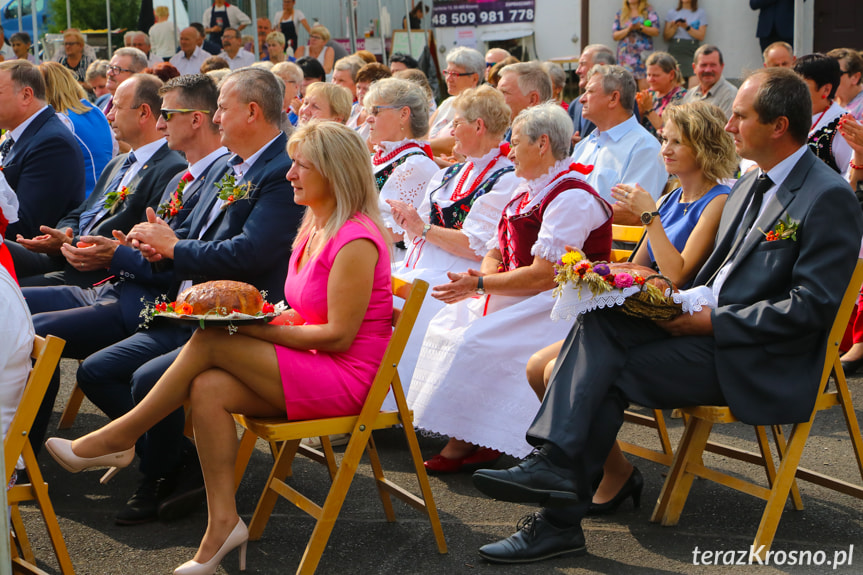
[276,214,392,420]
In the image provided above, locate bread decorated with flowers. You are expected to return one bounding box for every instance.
[176,280,264,316]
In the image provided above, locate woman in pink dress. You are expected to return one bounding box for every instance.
[45,122,393,575]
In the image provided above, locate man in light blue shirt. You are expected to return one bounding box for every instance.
[571,64,665,224]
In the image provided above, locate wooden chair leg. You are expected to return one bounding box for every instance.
[752,420,816,559]
[652,417,714,525]
[10,504,35,564]
[833,358,863,483]
[365,434,396,522]
[23,444,76,575]
[653,409,674,460]
[768,425,804,510]
[248,439,301,541]
[234,429,258,491]
[56,382,85,430]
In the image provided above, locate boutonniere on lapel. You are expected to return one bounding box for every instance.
[103,186,132,213]
[157,178,190,220]
[215,172,255,210]
[759,215,800,242]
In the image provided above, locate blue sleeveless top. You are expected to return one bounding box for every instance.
[646,184,730,286]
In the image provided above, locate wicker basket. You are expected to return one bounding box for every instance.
[619,274,682,320]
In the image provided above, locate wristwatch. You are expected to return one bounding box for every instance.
[640,210,660,225]
[421,223,432,239]
[476,276,486,295]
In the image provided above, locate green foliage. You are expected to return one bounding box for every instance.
[47,0,140,33]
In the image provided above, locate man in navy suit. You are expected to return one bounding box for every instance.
[0,60,84,240]
[76,68,301,526]
[24,74,226,458]
[472,68,863,564]
[10,74,186,287]
[750,0,794,52]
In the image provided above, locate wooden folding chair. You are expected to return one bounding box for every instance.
[608,224,676,466]
[56,373,85,430]
[652,259,863,560]
[232,277,447,574]
[6,334,76,575]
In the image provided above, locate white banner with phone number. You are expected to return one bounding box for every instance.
[432,0,535,28]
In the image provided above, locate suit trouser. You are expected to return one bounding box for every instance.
[526,309,727,523]
[5,240,64,286]
[77,325,193,479]
[24,284,131,454]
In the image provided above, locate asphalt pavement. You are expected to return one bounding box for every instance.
[11,359,863,574]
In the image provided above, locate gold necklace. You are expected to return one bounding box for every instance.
[681,181,714,215]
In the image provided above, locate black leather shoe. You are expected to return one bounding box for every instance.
[157,458,206,522]
[472,447,579,507]
[841,357,863,376]
[586,466,644,516]
[115,477,162,525]
[478,511,586,564]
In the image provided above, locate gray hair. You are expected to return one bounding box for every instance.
[445,47,485,78]
[224,67,285,126]
[499,61,553,102]
[85,59,109,82]
[113,47,149,72]
[541,61,566,91]
[584,44,616,66]
[512,101,574,160]
[587,64,637,113]
[363,77,429,139]
[333,56,364,82]
[645,51,682,85]
[271,61,303,84]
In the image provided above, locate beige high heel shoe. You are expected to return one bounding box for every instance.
[45,438,134,473]
[173,518,249,575]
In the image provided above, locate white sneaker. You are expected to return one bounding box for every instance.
[300,434,351,449]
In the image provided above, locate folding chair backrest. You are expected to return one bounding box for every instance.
[819,259,863,384]
[611,224,645,263]
[4,334,65,482]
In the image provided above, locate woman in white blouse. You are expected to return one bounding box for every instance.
[408,103,613,472]
[365,78,439,261]
[385,85,520,410]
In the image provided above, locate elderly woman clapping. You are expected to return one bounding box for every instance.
[408,102,613,472]
[384,85,521,413]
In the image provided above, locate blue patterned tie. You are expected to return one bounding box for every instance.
[0,136,14,161]
[79,152,137,235]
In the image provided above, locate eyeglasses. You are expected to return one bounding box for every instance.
[160,108,211,121]
[366,105,401,117]
[485,61,495,68]
[64,42,81,47]
[443,70,475,78]
[107,64,135,75]
[451,118,474,129]
[309,35,324,40]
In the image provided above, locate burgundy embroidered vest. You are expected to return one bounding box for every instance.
[497,178,612,271]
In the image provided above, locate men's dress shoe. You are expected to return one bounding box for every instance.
[478,511,586,564]
[424,447,502,474]
[45,438,134,473]
[586,466,644,516]
[173,518,249,574]
[472,447,579,506]
[158,458,207,522]
[841,357,863,376]
[115,477,164,526]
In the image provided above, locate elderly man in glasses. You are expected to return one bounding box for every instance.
[100,47,149,114]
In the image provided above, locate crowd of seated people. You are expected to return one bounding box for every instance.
[3,15,863,574]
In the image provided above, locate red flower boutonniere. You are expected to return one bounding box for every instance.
[216,172,254,210]
[103,186,131,213]
[157,178,190,220]
[759,215,799,242]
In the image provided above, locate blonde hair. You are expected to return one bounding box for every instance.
[40,61,88,114]
[304,82,353,124]
[621,0,650,21]
[63,29,85,45]
[287,122,389,252]
[452,85,511,138]
[662,101,738,183]
[309,24,331,43]
[154,6,169,19]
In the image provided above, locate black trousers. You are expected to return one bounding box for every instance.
[526,309,726,523]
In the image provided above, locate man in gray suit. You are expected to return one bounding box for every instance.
[471,67,863,563]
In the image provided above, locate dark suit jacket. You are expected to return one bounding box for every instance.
[693,150,863,425]
[110,132,300,328]
[3,107,85,239]
[56,141,186,287]
[750,0,794,41]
